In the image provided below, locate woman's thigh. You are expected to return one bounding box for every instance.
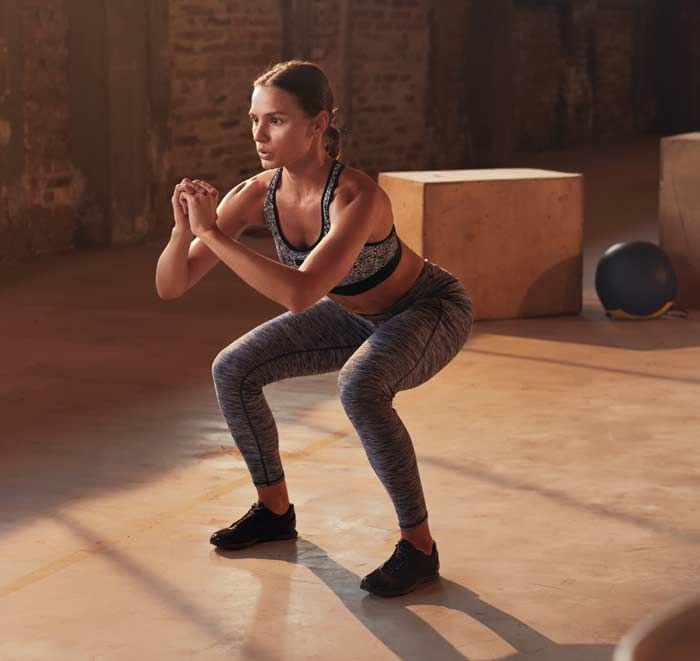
[338,295,472,398]
[212,297,375,386]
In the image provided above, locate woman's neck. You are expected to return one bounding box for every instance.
[280,150,335,202]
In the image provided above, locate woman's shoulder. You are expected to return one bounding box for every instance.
[216,169,279,229]
[236,168,278,195]
[220,169,277,206]
[336,162,389,208]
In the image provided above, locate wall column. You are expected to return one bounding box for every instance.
[0,0,26,255]
[66,0,151,248]
[464,0,515,167]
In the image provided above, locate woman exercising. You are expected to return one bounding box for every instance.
[155,61,473,597]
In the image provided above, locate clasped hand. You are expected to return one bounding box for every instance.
[177,178,219,237]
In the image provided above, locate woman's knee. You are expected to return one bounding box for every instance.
[211,342,249,385]
[337,366,391,409]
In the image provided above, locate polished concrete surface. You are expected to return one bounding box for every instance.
[1,135,699,660]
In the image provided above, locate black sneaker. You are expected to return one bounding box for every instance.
[209,502,298,550]
[360,539,440,597]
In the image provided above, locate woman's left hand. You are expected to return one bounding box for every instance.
[180,179,219,237]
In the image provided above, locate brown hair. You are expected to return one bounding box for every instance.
[253,60,341,159]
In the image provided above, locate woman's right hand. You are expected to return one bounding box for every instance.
[171,179,213,236]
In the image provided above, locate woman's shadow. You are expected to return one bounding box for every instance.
[213,538,615,660]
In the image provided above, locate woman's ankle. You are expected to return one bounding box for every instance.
[400,521,435,554]
[258,499,290,516]
[256,479,291,515]
[401,536,435,555]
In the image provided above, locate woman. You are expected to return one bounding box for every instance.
[155,61,473,597]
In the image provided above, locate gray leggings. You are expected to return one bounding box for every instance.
[211,260,473,531]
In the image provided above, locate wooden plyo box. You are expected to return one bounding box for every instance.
[378,169,584,321]
[659,133,700,310]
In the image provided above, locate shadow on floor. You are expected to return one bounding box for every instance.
[422,456,700,547]
[0,371,343,541]
[216,538,616,661]
[474,293,698,351]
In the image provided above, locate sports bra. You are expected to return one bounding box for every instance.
[262,159,402,296]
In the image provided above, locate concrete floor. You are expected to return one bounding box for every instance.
[1,135,699,660]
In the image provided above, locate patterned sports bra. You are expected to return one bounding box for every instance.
[262,159,402,296]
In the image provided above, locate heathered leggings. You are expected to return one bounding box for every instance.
[211,259,473,531]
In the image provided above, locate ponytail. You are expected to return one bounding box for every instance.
[324,125,341,158]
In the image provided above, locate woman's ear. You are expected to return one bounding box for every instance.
[312,110,330,136]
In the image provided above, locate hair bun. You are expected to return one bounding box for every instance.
[324,126,341,159]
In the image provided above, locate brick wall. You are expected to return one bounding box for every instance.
[684,0,700,124]
[432,1,472,168]
[345,0,430,171]
[0,13,13,254]
[594,2,640,139]
[513,0,658,152]
[2,1,80,259]
[513,0,564,152]
[165,0,283,228]
[657,0,700,132]
[307,0,343,92]
[2,0,693,261]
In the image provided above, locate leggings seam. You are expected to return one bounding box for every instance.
[390,299,444,393]
[239,343,363,485]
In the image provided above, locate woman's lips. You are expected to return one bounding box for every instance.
[258,151,273,159]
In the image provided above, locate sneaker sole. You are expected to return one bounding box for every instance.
[211,530,298,550]
[360,571,440,597]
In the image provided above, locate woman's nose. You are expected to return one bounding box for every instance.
[253,124,268,142]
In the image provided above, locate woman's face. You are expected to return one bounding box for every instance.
[248,85,326,168]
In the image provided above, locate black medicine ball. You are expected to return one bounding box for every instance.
[594,241,677,320]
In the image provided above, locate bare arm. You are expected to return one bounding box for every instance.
[155,178,261,300]
[190,178,383,314]
[296,182,384,311]
[155,226,195,300]
[155,222,249,300]
[194,227,305,312]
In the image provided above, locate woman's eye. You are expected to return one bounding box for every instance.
[270,118,282,125]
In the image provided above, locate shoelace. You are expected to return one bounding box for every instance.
[383,542,412,573]
[230,502,263,527]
